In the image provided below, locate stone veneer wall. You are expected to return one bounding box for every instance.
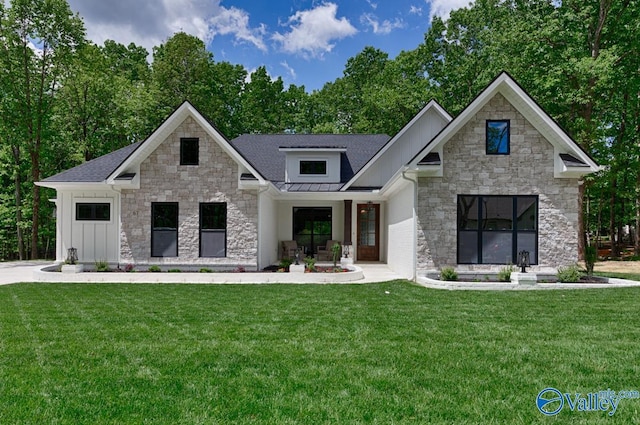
[417,94,579,271]
[120,116,258,268]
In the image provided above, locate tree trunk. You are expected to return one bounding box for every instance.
[609,175,619,258]
[12,146,25,260]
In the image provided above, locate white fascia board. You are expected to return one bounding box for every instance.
[341,99,452,192]
[35,181,116,191]
[267,186,383,202]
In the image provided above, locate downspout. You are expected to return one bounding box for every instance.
[401,168,418,281]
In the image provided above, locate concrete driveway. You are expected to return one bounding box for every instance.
[0,261,53,285]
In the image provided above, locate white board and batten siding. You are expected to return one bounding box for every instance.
[355,107,449,188]
[386,183,415,279]
[55,190,120,263]
[258,191,278,270]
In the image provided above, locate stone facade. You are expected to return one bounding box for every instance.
[120,116,258,268]
[416,94,579,271]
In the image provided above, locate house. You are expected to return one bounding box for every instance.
[37,72,599,279]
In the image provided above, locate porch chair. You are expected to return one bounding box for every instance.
[316,240,340,262]
[281,240,298,259]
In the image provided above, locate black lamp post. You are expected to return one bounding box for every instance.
[517,250,530,273]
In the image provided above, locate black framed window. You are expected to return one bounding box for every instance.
[200,203,226,257]
[180,137,199,165]
[76,203,110,221]
[300,160,327,175]
[486,120,510,154]
[457,195,537,264]
[293,207,332,255]
[151,203,178,257]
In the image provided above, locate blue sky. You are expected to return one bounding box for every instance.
[67,0,471,92]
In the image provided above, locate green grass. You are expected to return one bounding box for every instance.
[595,271,640,281]
[1,282,640,424]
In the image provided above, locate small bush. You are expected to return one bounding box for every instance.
[95,260,109,272]
[148,265,161,273]
[557,264,583,283]
[497,264,515,282]
[199,268,213,273]
[279,258,293,271]
[124,263,134,272]
[440,267,458,281]
[303,256,316,272]
[331,242,342,267]
[168,269,181,273]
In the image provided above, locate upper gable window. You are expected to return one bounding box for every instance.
[180,138,199,165]
[486,120,510,155]
[300,160,327,175]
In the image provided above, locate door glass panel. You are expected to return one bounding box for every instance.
[457,196,478,230]
[517,197,537,230]
[482,197,513,230]
[458,231,478,264]
[293,207,331,255]
[517,232,537,264]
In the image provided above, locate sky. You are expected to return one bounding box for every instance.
[66,0,473,92]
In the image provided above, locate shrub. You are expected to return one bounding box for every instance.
[497,264,514,282]
[279,258,293,271]
[557,264,583,283]
[124,263,134,272]
[95,260,109,272]
[440,267,458,281]
[148,265,161,273]
[585,246,597,276]
[303,256,316,272]
[168,269,181,273]
[331,242,342,267]
[199,268,213,273]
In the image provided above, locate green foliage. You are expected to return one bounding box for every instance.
[279,258,292,271]
[497,265,515,282]
[331,242,342,267]
[95,260,109,272]
[440,267,458,281]
[303,256,316,272]
[148,265,161,273]
[168,269,181,273]
[199,268,213,273]
[557,264,584,283]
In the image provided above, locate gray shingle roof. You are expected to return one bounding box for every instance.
[42,142,141,183]
[230,134,390,184]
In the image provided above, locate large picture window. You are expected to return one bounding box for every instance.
[293,207,332,255]
[200,203,226,257]
[151,203,178,257]
[76,203,110,221]
[457,195,537,264]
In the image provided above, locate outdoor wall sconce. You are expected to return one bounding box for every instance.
[517,250,530,273]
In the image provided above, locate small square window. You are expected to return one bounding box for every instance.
[486,120,510,155]
[76,203,110,221]
[180,138,199,165]
[300,160,327,175]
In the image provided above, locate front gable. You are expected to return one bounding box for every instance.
[108,101,265,189]
[407,72,600,178]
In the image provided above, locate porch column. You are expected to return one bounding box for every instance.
[343,200,352,245]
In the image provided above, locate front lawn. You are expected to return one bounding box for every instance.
[1,282,639,424]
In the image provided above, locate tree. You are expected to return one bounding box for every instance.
[0,0,85,259]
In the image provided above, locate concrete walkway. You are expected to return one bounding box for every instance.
[0,261,52,285]
[1,261,405,285]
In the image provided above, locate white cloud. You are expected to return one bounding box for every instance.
[272,3,357,58]
[280,61,297,80]
[427,0,475,21]
[360,13,405,35]
[366,0,378,10]
[66,0,266,58]
[208,6,267,51]
[409,5,423,16]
